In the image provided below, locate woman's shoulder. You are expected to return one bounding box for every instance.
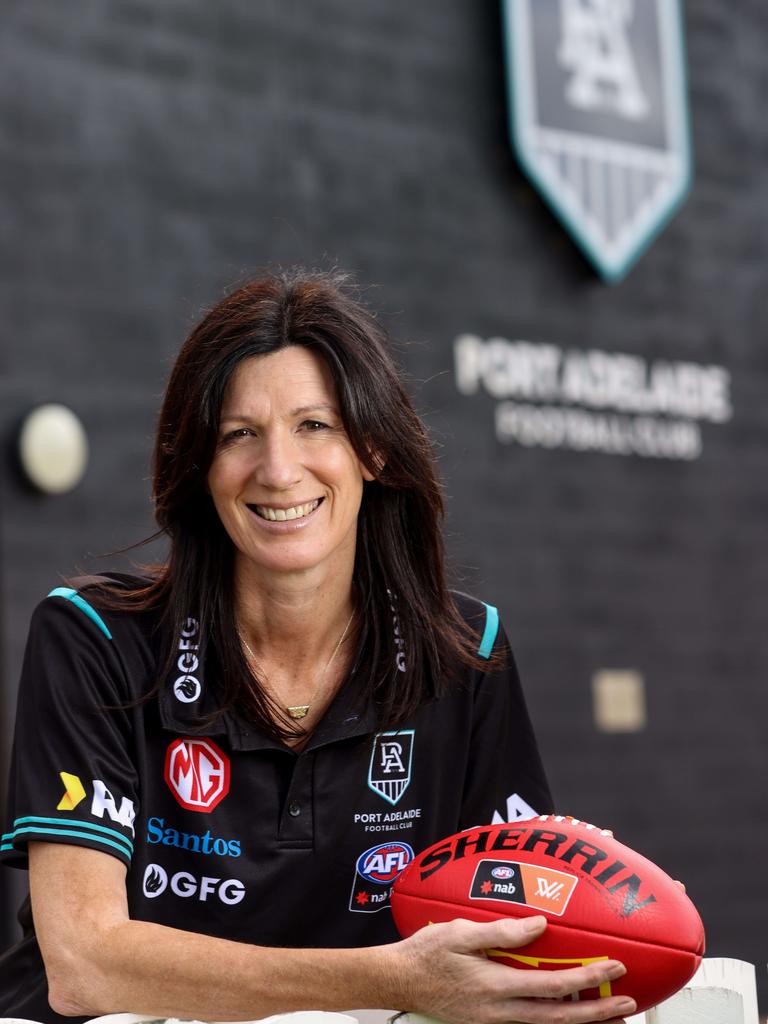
[34,571,163,640]
[449,589,503,660]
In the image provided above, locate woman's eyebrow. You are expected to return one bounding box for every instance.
[291,403,339,417]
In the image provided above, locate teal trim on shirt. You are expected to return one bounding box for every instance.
[47,587,113,640]
[12,815,133,856]
[10,825,132,860]
[478,603,500,659]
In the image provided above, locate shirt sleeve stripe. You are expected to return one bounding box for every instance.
[478,603,500,659]
[12,816,133,855]
[47,587,113,640]
[9,825,132,860]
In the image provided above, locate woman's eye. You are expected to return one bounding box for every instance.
[221,427,254,442]
[301,419,329,432]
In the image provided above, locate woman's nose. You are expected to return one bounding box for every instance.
[253,430,303,490]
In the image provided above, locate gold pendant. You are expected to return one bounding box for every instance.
[287,704,310,720]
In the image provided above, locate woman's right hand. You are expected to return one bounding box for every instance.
[388,915,637,1024]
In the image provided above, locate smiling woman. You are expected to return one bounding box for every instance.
[208,347,374,586]
[0,269,635,1024]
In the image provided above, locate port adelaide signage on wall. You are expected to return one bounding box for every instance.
[454,334,732,462]
[502,0,692,281]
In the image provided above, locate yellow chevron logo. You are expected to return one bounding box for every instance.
[57,772,86,811]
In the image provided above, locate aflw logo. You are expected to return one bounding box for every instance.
[536,877,565,901]
[164,738,230,812]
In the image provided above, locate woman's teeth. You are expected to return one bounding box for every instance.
[254,499,320,522]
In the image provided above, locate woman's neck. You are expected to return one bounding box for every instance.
[232,558,357,673]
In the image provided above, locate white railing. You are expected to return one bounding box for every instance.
[0,960,762,1024]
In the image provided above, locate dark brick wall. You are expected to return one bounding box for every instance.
[1,0,766,1007]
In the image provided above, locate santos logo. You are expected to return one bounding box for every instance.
[142,863,246,905]
[146,816,241,857]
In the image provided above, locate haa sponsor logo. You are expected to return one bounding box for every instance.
[57,772,136,836]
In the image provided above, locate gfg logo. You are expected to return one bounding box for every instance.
[142,863,245,905]
[174,617,202,703]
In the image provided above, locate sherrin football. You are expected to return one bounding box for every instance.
[391,816,705,1014]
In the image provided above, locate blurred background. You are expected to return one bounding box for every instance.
[1,0,766,1011]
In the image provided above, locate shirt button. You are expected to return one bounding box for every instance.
[288,802,301,817]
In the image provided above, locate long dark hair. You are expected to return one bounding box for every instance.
[99,268,489,740]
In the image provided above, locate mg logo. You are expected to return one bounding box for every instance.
[164,738,230,812]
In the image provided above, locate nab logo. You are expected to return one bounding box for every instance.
[356,842,414,885]
[56,772,136,836]
[470,859,578,916]
[164,738,230,812]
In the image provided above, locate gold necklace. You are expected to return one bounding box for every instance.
[238,609,355,720]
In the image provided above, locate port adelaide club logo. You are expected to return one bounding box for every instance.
[349,841,414,913]
[502,0,692,281]
[368,731,414,806]
[164,738,230,812]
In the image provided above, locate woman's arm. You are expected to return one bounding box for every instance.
[32,843,636,1024]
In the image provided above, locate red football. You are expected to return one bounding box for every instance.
[391,816,705,1014]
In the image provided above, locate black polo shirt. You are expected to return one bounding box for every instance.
[0,579,553,1023]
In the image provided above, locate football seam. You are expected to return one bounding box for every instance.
[392,889,704,956]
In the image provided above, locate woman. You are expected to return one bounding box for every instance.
[0,270,635,1024]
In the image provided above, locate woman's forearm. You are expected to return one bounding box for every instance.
[50,917,402,1019]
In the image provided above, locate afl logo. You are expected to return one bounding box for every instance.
[492,866,515,880]
[164,738,230,812]
[356,842,414,885]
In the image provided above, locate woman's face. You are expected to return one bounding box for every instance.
[207,346,374,584]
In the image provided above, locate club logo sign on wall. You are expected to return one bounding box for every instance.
[502,0,692,281]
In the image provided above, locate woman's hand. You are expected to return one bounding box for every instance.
[388,915,637,1024]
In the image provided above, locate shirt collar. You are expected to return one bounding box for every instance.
[158,660,378,752]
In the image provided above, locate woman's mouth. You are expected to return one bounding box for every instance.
[249,498,322,522]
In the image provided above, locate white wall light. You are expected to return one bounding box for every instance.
[17,403,89,495]
[592,669,647,733]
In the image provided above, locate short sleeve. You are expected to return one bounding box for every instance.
[1,590,139,870]
[459,608,554,829]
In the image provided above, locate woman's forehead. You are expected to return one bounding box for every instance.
[221,347,338,416]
